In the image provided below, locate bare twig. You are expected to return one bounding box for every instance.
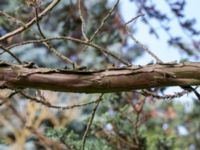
[141,89,189,99]
[80,0,127,65]
[20,91,103,110]
[0,45,22,64]
[125,14,163,63]
[125,95,145,145]
[34,6,45,38]
[1,5,76,67]
[90,0,120,41]
[34,5,77,67]
[0,90,19,106]
[0,0,61,42]
[134,100,145,144]
[0,96,9,106]
[124,13,144,25]
[6,37,95,49]
[78,0,89,41]
[0,11,75,66]
[7,36,130,65]
[81,94,103,150]
[2,1,126,66]
[0,11,25,27]
[127,29,163,63]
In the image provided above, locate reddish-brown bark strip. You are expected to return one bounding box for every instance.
[0,62,200,93]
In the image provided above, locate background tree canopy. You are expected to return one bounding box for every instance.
[0,0,200,150]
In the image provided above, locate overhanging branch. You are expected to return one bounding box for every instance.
[1,62,200,93]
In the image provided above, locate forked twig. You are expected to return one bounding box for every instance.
[125,14,163,63]
[90,0,120,41]
[34,5,77,67]
[78,0,89,41]
[20,91,102,110]
[81,94,104,150]
[0,45,22,64]
[7,36,130,66]
[0,0,61,42]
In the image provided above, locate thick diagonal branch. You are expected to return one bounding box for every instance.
[0,62,200,93]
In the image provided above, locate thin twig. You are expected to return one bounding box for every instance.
[34,5,77,67]
[134,100,145,145]
[78,0,88,41]
[35,6,45,38]
[0,0,61,42]
[126,28,163,63]
[80,0,124,65]
[0,45,22,64]
[0,90,19,106]
[20,91,102,110]
[90,0,120,41]
[81,94,104,150]
[3,4,127,66]
[0,11,25,27]
[7,36,130,65]
[6,37,93,49]
[141,89,189,99]
[124,14,163,63]
[124,13,144,25]
[0,96,9,106]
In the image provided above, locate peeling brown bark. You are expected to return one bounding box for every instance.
[1,62,200,93]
